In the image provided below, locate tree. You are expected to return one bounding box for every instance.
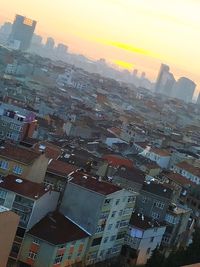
[146,247,165,267]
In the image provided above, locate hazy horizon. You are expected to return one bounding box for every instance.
[0,0,199,94]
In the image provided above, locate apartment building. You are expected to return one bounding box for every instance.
[60,171,136,265]
[134,142,171,169]
[19,212,89,267]
[125,213,166,266]
[136,182,173,222]
[0,175,59,262]
[0,103,37,142]
[163,203,192,248]
[172,161,200,185]
[0,206,20,267]
[0,142,49,183]
[44,159,77,192]
[112,166,145,193]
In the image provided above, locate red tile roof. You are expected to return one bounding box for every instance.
[70,171,122,195]
[114,166,145,184]
[103,154,133,168]
[151,148,171,157]
[0,175,49,199]
[0,143,41,164]
[176,161,200,177]
[28,211,89,245]
[47,160,77,177]
[34,141,62,160]
[130,213,166,230]
[164,172,195,186]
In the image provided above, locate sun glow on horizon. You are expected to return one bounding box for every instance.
[0,0,200,90]
[112,59,134,70]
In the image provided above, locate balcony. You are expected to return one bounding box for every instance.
[12,202,32,213]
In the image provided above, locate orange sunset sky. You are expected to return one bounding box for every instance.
[0,0,199,94]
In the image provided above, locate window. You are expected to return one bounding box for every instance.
[110,235,116,241]
[142,197,147,203]
[123,208,132,216]
[106,248,112,255]
[111,211,116,218]
[0,160,9,170]
[112,245,121,253]
[128,196,134,203]
[117,231,126,240]
[71,241,76,246]
[146,248,151,254]
[91,237,102,246]
[58,244,65,249]
[0,189,7,199]
[116,221,120,229]
[119,210,123,216]
[54,254,63,264]
[120,220,129,228]
[108,224,112,230]
[151,212,160,220]
[104,198,111,204]
[154,201,165,209]
[96,225,104,233]
[28,251,37,260]
[13,165,23,175]
[103,237,108,243]
[33,239,40,245]
[150,237,154,243]
[100,211,109,219]
[115,199,120,205]
[123,197,126,202]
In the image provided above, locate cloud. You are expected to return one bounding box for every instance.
[99,39,161,59]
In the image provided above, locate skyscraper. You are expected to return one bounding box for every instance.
[172,77,196,103]
[55,43,68,59]
[155,64,175,97]
[45,37,55,50]
[8,14,36,51]
[196,93,200,105]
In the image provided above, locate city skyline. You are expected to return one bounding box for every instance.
[0,0,199,94]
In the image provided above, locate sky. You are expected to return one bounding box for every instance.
[0,0,200,93]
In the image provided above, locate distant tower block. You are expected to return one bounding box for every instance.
[141,72,146,79]
[133,69,138,76]
[8,14,37,51]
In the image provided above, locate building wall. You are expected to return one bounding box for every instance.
[112,176,142,193]
[20,234,89,267]
[173,166,200,185]
[60,182,104,235]
[27,191,60,230]
[136,191,170,222]
[0,153,49,183]
[26,153,49,183]
[0,210,19,267]
[137,226,166,265]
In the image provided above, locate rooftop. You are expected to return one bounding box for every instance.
[0,142,41,164]
[142,181,173,199]
[176,161,200,177]
[130,212,166,230]
[103,154,133,168]
[114,166,145,184]
[0,175,48,199]
[164,172,195,186]
[47,160,77,177]
[69,171,122,195]
[28,211,89,245]
[33,141,62,160]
